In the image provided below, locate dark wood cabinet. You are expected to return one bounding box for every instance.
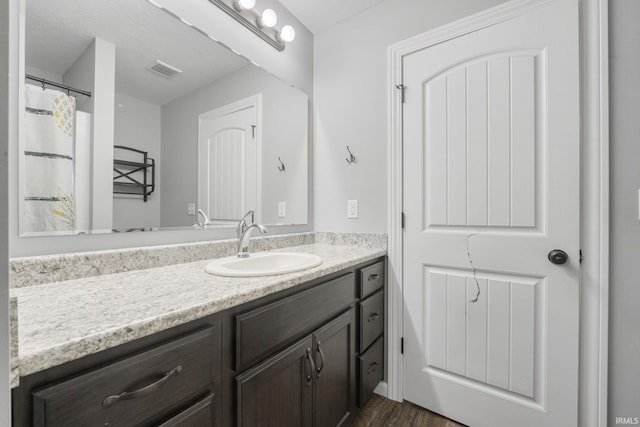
[313,310,356,427]
[358,336,384,407]
[236,336,314,427]
[236,309,355,427]
[356,260,386,409]
[359,289,384,351]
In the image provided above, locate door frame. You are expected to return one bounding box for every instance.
[197,94,263,222]
[385,0,609,426]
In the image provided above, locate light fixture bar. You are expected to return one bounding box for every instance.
[208,0,285,51]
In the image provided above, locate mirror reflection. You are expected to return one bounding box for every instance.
[21,0,309,236]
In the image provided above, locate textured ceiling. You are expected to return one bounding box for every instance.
[25,0,249,105]
[278,0,385,33]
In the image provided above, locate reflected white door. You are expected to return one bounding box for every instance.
[402,1,580,426]
[198,104,257,221]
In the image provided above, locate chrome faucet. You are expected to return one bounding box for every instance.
[193,209,211,229]
[237,223,268,258]
[236,209,255,238]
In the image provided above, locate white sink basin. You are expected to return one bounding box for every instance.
[205,252,322,277]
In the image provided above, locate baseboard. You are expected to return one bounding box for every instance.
[374,381,389,398]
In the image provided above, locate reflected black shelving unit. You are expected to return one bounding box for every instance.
[113,145,155,202]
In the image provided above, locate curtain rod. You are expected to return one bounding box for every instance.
[25,74,92,98]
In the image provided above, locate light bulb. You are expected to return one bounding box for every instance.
[234,0,255,11]
[278,25,296,42]
[258,8,277,28]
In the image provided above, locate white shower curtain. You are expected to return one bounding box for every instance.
[23,83,76,233]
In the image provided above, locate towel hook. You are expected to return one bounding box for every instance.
[277,157,286,172]
[346,146,357,164]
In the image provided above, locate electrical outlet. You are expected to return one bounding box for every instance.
[278,202,286,218]
[347,200,359,219]
[187,203,196,216]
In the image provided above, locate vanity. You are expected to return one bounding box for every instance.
[10,237,386,426]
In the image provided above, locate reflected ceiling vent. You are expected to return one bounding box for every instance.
[146,60,183,78]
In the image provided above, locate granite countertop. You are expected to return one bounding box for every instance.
[10,243,385,379]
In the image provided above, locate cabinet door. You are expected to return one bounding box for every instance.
[313,310,356,427]
[236,336,314,427]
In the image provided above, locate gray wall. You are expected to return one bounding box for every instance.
[25,65,61,85]
[0,0,14,421]
[161,64,308,227]
[113,92,162,230]
[608,0,640,423]
[313,0,507,232]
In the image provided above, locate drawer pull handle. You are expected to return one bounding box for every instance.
[367,311,381,322]
[305,347,316,387]
[367,361,380,374]
[102,365,183,409]
[367,274,380,281]
[316,341,325,377]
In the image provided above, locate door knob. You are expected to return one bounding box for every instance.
[548,249,568,265]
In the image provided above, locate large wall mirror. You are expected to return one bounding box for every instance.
[20,0,309,237]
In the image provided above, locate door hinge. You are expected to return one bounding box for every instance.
[251,124,256,138]
[401,212,405,229]
[579,249,583,264]
[395,84,405,103]
[401,337,404,354]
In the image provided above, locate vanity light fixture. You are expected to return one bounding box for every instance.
[234,0,256,11]
[277,25,295,43]
[257,8,277,28]
[208,0,295,51]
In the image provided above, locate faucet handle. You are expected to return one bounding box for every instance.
[197,209,210,226]
[237,209,255,238]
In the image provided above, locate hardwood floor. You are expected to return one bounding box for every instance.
[353,395,466,427]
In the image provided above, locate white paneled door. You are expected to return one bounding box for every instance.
[402,1,580,426]
[198,104,257,221]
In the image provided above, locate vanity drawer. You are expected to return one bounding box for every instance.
[236,273,355,371]
[32,328,214,427]
[359,290,384,352]
[359,335,384,408]
[359,261,384,298]
[158,394,214,427]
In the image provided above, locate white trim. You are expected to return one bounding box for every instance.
[577,0,609,425]
[598,3,609,423]
[387,0,609,424]
[386,37,404,402]
[373,380,388,398]
[197,94,263,223]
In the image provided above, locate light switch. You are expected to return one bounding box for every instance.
[187,203,196,216]
[348,200,359,219]
[278,202,286,218]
